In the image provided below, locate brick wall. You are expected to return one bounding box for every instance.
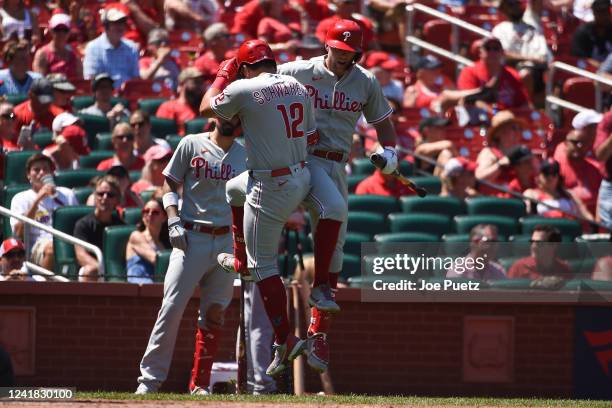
[0,282,601,397]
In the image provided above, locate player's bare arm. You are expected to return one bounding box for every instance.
[373,116,397,148]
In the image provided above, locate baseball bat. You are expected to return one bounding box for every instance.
[237,281,247,394]
[370,153,427,197]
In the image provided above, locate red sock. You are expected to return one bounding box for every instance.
[313,219,342,287]
[231,206,247,273]
[257,276,290,344]
[308,272,339,335]
[189,327,219,391]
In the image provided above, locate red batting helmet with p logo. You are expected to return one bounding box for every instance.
[325,19,363,53]
[236,39,276,66]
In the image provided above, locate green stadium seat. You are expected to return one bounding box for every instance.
[73,96,129,111]
[563,279,612,291]
[498,257,520,272]
[3,150,37,186]
[53,206,94,279]
[411,176,442,195]
[373,232,441,268]
[340,254,361,281]
[6,94,27,105]
[278,253,297,277]
[374,232,439,242]
[2,184,29,238]
[122,207,142,225]
[454,215,519,236]
[79,150,113,168]
[442,234,470,257]
[138,98,169,115]
[129,171,141,183]
[150,117,178,138]
[466,196,526,218]
[347,174,367,193]
[96,133,113,150]
[351,158,375,175]
[344,232,371,257]
[166,134,182,150]
[283,229,312,254]
[184,118,208,134]
[487,279,533,289]
[348,194,399,215]
[55,169,103,188]
[33,131,54,149]
[153,250,172,282]
[519,216,582,239]
[77,114,111,148]
[347,275,404,288]
[442,233,470,242]
[400,196,466,217]
[388,212,451,236]
[73,186,93,205]
[347,211,387,235]
[103,225,137,282]
[140,190,155,204]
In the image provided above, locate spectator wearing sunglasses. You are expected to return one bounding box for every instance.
[126,199,170,283]
[139,28,180,92]
[457,37,531,111]
[130,110,170,157]
[97,122,145,171]
[32,13,82,79]
[553,110,604,215]
[507,225,572,280]
[446,224,506,280]
[74,175,125,281]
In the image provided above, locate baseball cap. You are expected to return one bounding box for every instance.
[0,237,25,257]
[52,112,80,133]
[178,67,203,84]
[49,13,71,30]
[539,158,560,175]
[58,125,90,155]
[102,3,129,23]
[571,110,603,130]
[148,28,169,45]
[203,22,229,43]
[47,73,76,92]
[419,116,450,133]
[143,145,173,162]
[30,78,54,105]
[443,157,477,178]
[481,37,503,48]
[415,55,442,70]
[507,145,533,165]
[92,73,114,91]
[107,165,129,179]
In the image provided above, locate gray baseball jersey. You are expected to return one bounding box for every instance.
[278,56,393,154]
[163,132,247,226]
[210,73,316,170]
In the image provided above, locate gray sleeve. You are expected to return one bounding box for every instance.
[363,74,393,124]
[210,82,242,120]
[303,94,316,136]
[163,137,191,183]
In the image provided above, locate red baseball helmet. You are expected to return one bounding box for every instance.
[325,19,362,53]
[236,39,275,66]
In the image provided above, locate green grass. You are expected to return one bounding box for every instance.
[77,392,611,407]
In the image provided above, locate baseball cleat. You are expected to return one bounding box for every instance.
[217,253,253,281]
[266,334,306,377]
[308,284,340,313]
[190,386,210,396]
[134,383,157,395]
[306,332,329,373]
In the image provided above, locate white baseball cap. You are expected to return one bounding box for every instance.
[52,112,80,134]
[49,13,71,30]
[572,110,603,130]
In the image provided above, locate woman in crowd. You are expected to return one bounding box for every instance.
[32,13,82,78]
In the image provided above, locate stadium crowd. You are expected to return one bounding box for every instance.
[0,0,610,284]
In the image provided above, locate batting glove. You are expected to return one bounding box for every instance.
[379,146,398,174]
[217,57,239,82]
[168,216,188,251]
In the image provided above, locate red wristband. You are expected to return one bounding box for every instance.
[211,76,230,92]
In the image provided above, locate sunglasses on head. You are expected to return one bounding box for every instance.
[96,191,117,198]
[1,111,15,120]
[142,208,161,216]
[4,250,25,259]
[114,134,134,142]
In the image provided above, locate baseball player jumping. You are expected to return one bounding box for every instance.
[222,20,399,374]
[135,116,246,395]
[200,39,323,377]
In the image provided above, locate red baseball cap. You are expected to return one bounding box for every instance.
[0,238,25,257]
[61,125,91,155]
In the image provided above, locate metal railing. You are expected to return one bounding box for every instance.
[545,61,612,114]
[0,205,104,278]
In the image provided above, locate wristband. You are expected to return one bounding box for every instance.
[162,192,179,210]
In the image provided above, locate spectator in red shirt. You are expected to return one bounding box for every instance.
[440,157,479,200]
[505,144,536,195]
[594,111,612,228]
[194,23,233,84]
[0,102,20,152]
[139,28,180,92]
[232,0,301,40]
[553,110,604,215]
[14,78,64,138]
[47,73,76,112]
[155,67,204,135]
[507,224,572,280]
[414,116,455,176]
[32,13,83,79]
[403,55,455,111]
[97,122,145,171]
[355,169,416,197]
[316,0,377,51]
[294,0,331,25]
[457,37,531,111]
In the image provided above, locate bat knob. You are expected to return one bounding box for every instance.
[416,187,427,197]
[370,153,387,169]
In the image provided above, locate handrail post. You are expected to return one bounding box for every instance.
[406,4,415,66]
[545,64,556,118]
[594,82,602,112]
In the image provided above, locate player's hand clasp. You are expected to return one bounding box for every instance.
[379,146,398,174]
[168,216,188,251]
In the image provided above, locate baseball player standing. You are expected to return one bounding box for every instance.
[135,116,246,395]
[200,39,329,377]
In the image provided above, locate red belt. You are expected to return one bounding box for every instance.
[270,161,305,177]
[183,223,230,235]
[312,149,346,162]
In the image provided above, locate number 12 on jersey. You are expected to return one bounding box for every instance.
[277,103,304,139]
